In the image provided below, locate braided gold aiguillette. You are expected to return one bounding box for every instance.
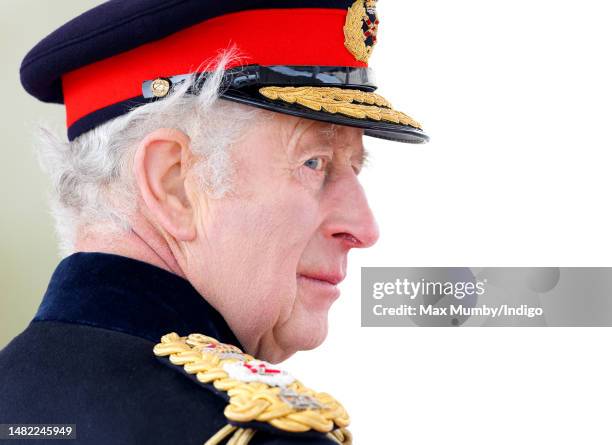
[153,333,352,445]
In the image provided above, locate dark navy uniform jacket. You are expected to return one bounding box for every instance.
[0,252,336,444]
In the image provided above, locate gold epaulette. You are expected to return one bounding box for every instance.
[153,332,352,445]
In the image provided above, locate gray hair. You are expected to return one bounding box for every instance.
[35,53,266,257]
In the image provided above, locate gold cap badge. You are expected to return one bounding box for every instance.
[344,0,379,63]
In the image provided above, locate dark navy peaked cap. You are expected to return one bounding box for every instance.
[20,0,428,143]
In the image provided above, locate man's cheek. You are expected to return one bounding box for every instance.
[272,204,319,243]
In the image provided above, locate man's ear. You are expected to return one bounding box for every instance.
[133,128,196,241]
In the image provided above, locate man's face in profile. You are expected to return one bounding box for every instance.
[183,112,380,362]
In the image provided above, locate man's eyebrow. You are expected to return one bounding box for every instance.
[296,124,369,168]
[355,146,370,172]
[360,147,371,167]
[292,125,335,156]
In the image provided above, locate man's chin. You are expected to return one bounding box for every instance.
[262,319,328,363]
[284,320,329,353]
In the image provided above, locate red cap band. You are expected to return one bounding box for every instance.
[62,8,366,127]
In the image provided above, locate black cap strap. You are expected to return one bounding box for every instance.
[142,65,377,99]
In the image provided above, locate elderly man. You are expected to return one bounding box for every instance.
[0,1,427,444]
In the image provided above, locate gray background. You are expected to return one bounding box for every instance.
[1,2,103,349]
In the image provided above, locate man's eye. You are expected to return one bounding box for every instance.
[303,157,326,171]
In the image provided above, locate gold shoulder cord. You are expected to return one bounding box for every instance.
[153,333,352,445]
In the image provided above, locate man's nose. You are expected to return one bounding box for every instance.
[322,171,380,249]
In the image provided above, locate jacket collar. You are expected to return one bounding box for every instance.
[34,251,243,348]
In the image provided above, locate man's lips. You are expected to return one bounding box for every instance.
[297,272,345,286]
[296,272,343,306]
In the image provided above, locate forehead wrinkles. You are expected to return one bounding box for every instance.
[318,123,338,140]
[284,118,328,157]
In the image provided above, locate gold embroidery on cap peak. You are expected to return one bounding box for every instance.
[344,0,379,63]
[259,86,422,129]
[153,333,352,445]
